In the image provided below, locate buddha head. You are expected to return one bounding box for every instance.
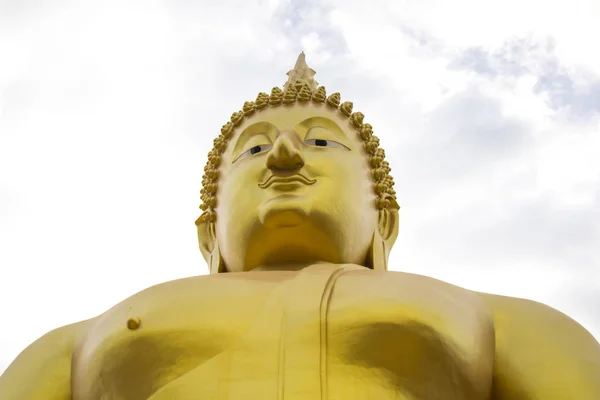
[196,53,399,273]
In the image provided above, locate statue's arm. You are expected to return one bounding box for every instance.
[481,294,600,399]
[0,320,90,400]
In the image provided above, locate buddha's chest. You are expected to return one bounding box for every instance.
[72,267,494,400]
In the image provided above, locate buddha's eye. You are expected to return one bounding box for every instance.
[237,144,273,161]
[304,139,349,150]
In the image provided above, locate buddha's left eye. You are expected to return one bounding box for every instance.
[304,139,349,150]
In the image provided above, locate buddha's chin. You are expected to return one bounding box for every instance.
[258,197,310,229]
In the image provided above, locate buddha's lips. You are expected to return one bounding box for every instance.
[258,174,317,189]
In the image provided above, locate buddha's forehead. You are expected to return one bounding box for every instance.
[231,102,353,142]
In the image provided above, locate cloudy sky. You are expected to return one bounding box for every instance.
[1,0,599,374]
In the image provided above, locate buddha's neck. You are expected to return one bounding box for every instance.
[251,261,335,272]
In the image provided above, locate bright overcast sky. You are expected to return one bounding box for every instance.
[1,0,599,374]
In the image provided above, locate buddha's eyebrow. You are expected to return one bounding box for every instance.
[296,117,347,140]
[232,121,278,159]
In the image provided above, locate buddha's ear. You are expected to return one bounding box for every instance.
[195,216,216,264]
[378,197,400,252]
[367,199,400,271]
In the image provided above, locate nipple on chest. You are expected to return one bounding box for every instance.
[127,317,141,330]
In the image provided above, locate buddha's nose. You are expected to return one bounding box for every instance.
[266,131,305,170]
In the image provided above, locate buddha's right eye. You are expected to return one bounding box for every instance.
[237,144,273,161]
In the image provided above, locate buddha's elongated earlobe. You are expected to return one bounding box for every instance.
[367,229,387,271]
[196,217,226,273]
[367,204,400,271]
[209,241,226,274]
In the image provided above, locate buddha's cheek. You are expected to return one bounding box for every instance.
[213,169,264,269]
[217,162,264,219]
[306,158,377,231]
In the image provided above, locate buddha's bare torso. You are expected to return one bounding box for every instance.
[71,265,493,400]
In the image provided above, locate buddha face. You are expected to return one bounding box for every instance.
[214,102,380,272]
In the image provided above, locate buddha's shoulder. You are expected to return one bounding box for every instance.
[477,292,598,341]
[0,319,91,398]
[476,292,600,394]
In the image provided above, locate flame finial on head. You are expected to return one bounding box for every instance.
[283,52,319,93]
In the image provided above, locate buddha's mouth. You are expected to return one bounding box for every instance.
[258,174,317,189]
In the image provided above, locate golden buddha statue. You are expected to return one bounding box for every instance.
[1,53,599,400]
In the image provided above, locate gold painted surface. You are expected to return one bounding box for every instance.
[1,53,599,399]
[75,266,494,399]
